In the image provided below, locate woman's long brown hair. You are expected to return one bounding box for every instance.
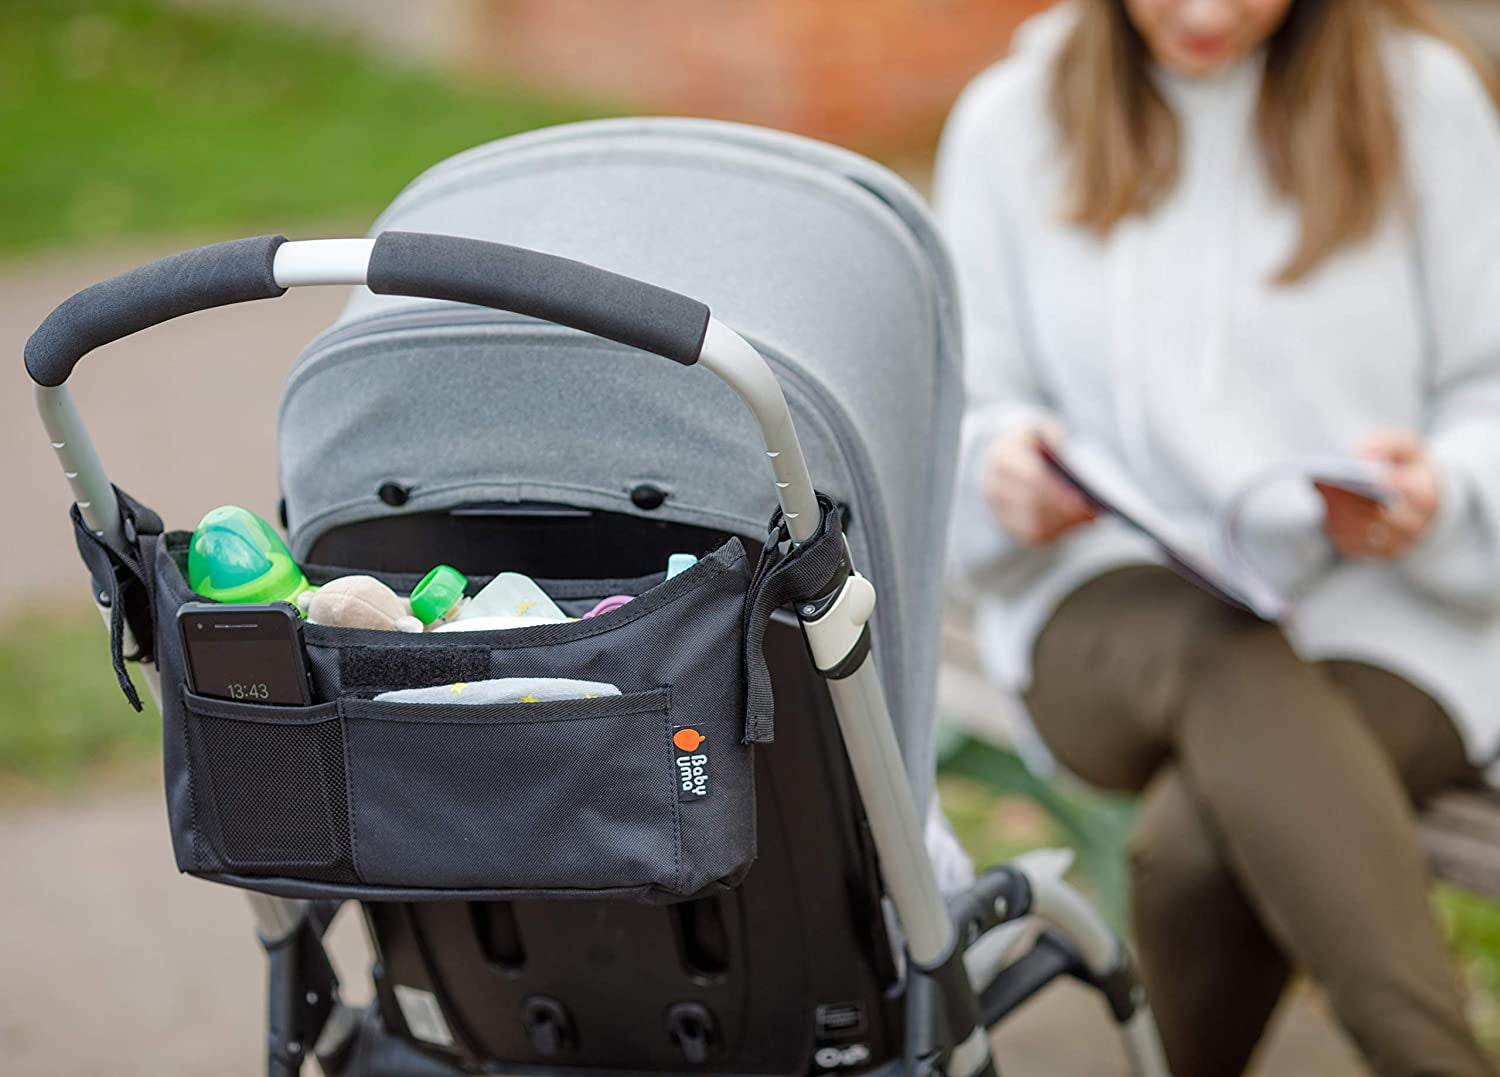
[1050,0,1500,282]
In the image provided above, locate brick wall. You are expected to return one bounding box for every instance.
[463,0,1050,153]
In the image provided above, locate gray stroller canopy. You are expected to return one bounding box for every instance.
[278,118,962,805]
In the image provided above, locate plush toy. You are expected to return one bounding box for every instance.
[298,576,422,633]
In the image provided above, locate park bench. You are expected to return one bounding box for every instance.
[1421,788,1500,900]
[939,618,1500,902]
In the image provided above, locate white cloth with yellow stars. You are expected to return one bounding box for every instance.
[373,678,621,705]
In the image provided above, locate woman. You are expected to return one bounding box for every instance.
[935,0,1500,1073]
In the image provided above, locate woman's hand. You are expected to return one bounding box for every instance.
[982,420,1097,547]
[1316,431,1442,560]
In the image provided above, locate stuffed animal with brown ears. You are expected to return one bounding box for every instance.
[298,576,422,633]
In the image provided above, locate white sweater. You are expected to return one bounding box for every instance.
[936,7,1500,777]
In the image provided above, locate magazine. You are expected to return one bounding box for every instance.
[1037,440,1394,620]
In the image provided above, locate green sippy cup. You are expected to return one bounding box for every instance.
[188,505,310,605]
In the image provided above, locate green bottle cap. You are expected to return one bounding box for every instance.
[188,505,310,605]
[411,564,468,625]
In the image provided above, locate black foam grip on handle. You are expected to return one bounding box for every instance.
[25,235,289,388]
[366,231,710,365]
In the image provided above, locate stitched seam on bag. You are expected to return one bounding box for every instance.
[200,873,664,902]
[139,533,160,661]
[180,682,207,872]
[338,708,669,729]
[190,715,237,870]
[181,691,341,724]
[339,709,365,884]
[183,694,252,872]
[666,687,683,895]
[338,689,670,726]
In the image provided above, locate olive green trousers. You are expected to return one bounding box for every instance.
[1024,566,1495,1077]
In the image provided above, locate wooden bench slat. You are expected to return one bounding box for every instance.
[1421,791,1500,840]
[1419,791,1500,900]
[1421,827,1500,899]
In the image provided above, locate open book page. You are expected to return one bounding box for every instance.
[1038,441,1393,621]
[1216,455,1392,618]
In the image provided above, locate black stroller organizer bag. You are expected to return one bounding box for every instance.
[73,487,849,903]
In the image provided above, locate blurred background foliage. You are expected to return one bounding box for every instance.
[0,0,612,255]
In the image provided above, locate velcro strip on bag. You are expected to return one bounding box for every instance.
[339,646,490,691]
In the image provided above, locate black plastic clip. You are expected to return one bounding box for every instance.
[68,486,163,711]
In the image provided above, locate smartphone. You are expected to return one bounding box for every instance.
[178,602,313,705]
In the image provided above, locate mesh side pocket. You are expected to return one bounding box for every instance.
[183,691,356,882]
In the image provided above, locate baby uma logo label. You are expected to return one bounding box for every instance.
[672,726,711,802]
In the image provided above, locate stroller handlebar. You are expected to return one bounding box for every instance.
[366,231,710,366]
[28,233,821,545]
[25,234,290,388]
[24,232,712,389]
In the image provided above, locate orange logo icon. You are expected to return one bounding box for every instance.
[673,728,706,752]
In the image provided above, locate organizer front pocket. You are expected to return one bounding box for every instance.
[340,688,681,893]
[181,690,356,882]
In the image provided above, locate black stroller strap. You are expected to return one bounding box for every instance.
[70,487,163,711]
[743,494,847,744]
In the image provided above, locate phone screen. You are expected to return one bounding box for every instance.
[180,605,311,705]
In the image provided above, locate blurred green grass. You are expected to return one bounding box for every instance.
[0,0,612,256]
[1441,886,1500,1046]
[0,604,156,796]
[939,733,1136,929]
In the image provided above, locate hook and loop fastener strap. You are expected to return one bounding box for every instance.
[70,487,164,711]
[742,493,848,744]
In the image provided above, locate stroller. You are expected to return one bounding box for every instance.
[28,119,1168,1076]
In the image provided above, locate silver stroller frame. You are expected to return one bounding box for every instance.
[30,233,1169,1076]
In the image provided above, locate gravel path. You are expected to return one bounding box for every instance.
[0,788,374,1076]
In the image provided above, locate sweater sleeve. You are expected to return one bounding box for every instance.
[1397,38,1500,611]
[933,67,1058,584]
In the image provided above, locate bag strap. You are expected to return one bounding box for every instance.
[742,493,850,744]
[70,486,163,711]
